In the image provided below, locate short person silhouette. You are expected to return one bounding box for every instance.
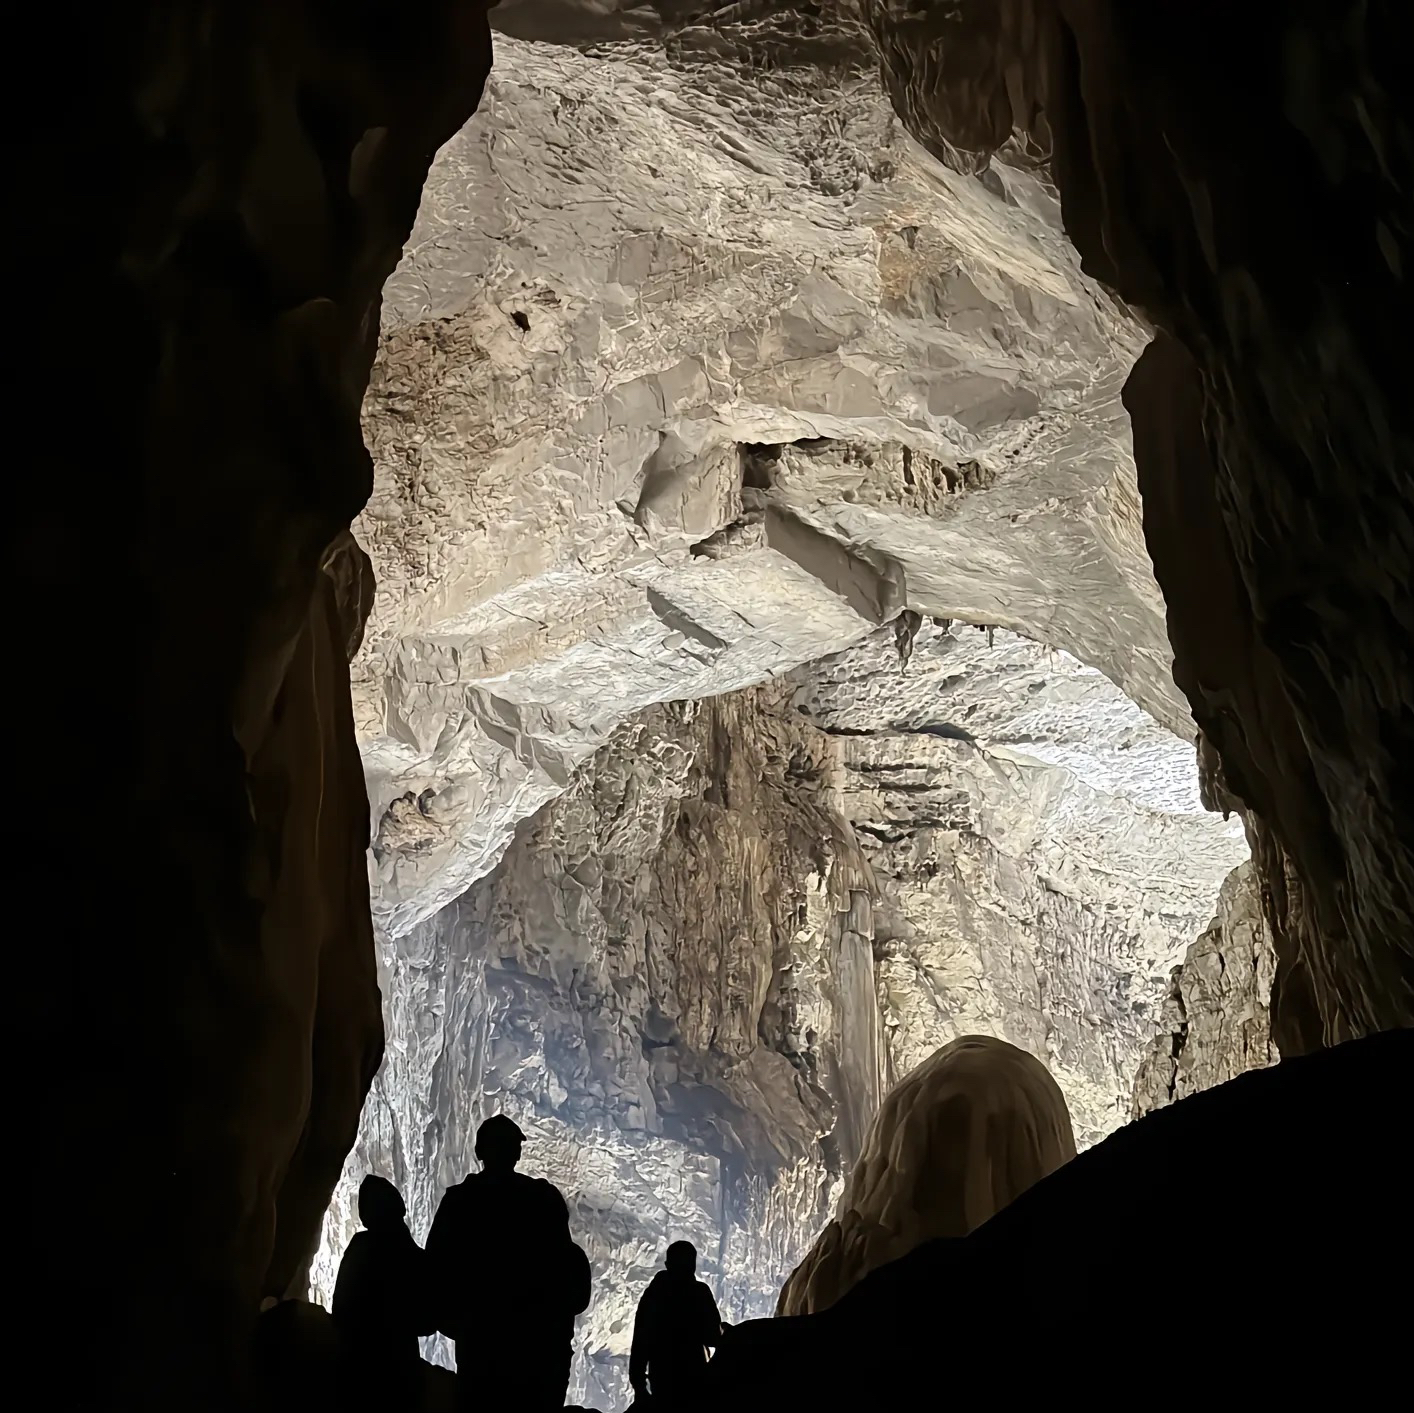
[331,1175,433,1400]
[629,1240,723,1407]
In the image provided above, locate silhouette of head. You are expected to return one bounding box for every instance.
[475,1114,525,1174]
[358,1174,406,1232]
[666,1240,697,1276]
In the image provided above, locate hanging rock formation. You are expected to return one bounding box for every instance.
[778,1034,1075,1316]
[352,21,1181,941]
[861,0,1414,1051]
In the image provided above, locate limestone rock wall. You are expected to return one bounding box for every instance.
[862,0,1414,1050]
[307,18,1262,1403]
[353,25,1180,947]
[317,684,882,1409]
[314,617,1248,1404]
[310,30,1247,1394]
[1132,861,1279,1117]
[797,621,1249,1146]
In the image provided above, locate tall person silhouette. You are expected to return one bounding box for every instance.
[629,1241,722,1408]
[331,1175,433,1404]
[427,1115,591,1410]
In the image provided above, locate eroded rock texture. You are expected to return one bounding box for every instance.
[778,1034,1075,1316]
[316,617,1245,1402]
[311,28,1252,1388]
[353,22,1179,945]
[28,5,494,1405]
[799,621,1247,1145]
[1131,861,1278,1117]
[319,684,881,1408]
[863,0,1414,1049]
[41,3,1411,1405]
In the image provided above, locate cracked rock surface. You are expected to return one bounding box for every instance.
[318,684,880,1407]
[353,26,1174,942]
[861,0,1414,1051]
[801,622,1248,1146]
[311,16,1250,1406]
[1132,861,1278,1118]
[314,626,1245,1404]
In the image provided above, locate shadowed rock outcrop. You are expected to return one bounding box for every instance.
[705,1029,1414,1407]
[26,5,494,1405]
[1132,860,1278,1117]
[778,1035,1075,1315]
[862,0,1414,1049]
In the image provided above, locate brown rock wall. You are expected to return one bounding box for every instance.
[863,0,1414,1048]
[24,5,494,1404]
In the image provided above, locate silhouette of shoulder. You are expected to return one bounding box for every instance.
[333,1224,433,1341]
[331,1230,375,1324]
[525,1172,570,1221]
[428,1170,568,1247]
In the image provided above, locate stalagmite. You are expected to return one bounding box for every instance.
[779,1035,1075,1315]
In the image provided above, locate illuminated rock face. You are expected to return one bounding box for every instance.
[313,622,1243,1405]
[42,4,1410,1407]
[320,684,884,1408]
[861,0,1414,1051]
[311,11,1247,1407]
[779,1034,1076,1316]
[799,621,1248,1148]
[351,27,1177,944]
[1132,862,1279,1118]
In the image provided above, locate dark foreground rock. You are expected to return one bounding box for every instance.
[703,1029,1413,1405]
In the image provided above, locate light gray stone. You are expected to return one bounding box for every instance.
[315,685,880,1407]
[308,21,1253,1407]
[797,621,1248,1146]
[1132,860,1279,1117]
[313,623,1245,1404]
[352,29,1177,940]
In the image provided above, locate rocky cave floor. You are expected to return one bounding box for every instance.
[306,15,1270,1409]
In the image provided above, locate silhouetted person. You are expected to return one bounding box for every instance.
[331,1175,434,1405]
[426,1115,591,1410]
[629,1241,722,1407]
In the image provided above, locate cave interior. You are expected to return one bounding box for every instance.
[25,2,1411,1408]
